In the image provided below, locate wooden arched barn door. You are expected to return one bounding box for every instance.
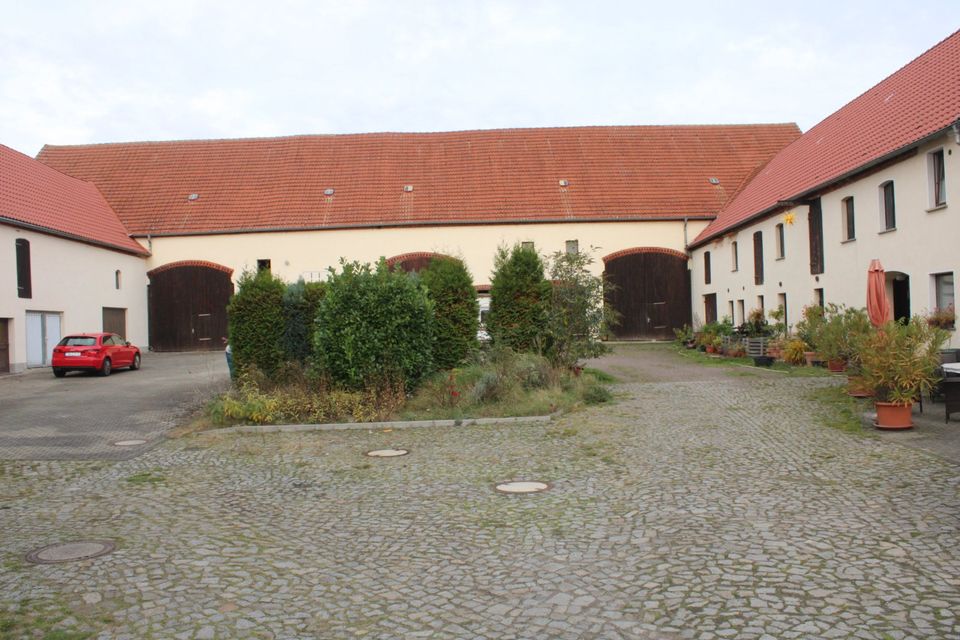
[147,261,234,351]
[603,248,691,340]
[386,252,453,273]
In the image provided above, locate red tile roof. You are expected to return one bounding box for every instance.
[691,29,960,247]
[0,144,148,255]
[36,125,799,236]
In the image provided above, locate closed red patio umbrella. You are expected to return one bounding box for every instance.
[867,259,892,327]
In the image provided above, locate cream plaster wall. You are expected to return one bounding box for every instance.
[690,132,960,347]
[144,219,707,286]
[0,226,148,372]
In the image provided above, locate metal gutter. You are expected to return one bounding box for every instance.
[132,214,716,239]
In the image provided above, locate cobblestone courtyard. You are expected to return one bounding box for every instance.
[2,346,959,638]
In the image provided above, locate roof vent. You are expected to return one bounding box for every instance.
[558,179,569,187]
[324,188,335,196]
[187,193,199,201]
[403,185,414,192]
[708,178,720,185]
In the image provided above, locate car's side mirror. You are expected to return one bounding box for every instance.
[125,341,131,347]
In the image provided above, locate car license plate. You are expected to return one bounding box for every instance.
[65,352,81,357]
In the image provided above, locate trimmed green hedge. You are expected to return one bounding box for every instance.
[487,244,550,352]
[282,279,326,364]
[420,257,479,369]
[314,260,435,390]
[228,269,287,377]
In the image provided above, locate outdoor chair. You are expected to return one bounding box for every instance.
[931,350,960,403]
[944,378,960,423]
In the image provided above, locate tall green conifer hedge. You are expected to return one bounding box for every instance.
[419,257,479,369]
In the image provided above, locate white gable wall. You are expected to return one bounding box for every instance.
[0,225,148,373]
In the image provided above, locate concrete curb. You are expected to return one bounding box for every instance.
[214,413,557,435]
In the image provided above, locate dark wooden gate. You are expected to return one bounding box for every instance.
[387,252,451,273]
[604,249,691,340]
[0,319,9,373]
[148,262,234,351]
[102,307,127,338]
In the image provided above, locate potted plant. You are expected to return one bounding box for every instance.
[795,304,825,366]
[815,304,872,373]
[783,338,808,366]
[926,305,955,330]
[859,318,949,429]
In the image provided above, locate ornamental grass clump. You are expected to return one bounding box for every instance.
[858,318,948,404]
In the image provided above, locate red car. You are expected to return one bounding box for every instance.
[51,333,141,377]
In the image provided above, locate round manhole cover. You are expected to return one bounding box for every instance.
[26,540,116,564]
[495,481,550,494]
[113,439,147,447]
[366,448,409,458]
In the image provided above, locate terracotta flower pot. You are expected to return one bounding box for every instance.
[874,401,914,430]
[804,351,818,366]
[827,359,846,373]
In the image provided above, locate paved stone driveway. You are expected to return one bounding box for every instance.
[1,345,959,638]
[0,352,229,460]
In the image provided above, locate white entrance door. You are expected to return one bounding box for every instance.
[26,311,62,367]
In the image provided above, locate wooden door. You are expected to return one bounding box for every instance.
[102,307,127,338]
[148,263,233,351]
[0,319,9,373]
[604,250,691,340]
[893,276,911,323]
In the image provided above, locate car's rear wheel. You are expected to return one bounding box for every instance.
[130,353,141,371]
[100,358,112,377]
[53,368,66,378]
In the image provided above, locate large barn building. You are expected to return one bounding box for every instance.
[34,124,798,352]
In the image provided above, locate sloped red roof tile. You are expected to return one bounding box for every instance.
[692,29,960,247]
[0,144,148,255]
[35,125,799,236]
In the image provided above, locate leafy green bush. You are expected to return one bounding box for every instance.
[228,269,287,377]
[542,250,613,368]
[487,243,550,352]
[419,257,479,369]
[314,260,435,390]
[282,280,326,364]
[795,304,825,350]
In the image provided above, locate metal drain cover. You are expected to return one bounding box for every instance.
[495,481,550,494]
[26,540,116,564]
[113,439,147,447]
[366,448,409,458]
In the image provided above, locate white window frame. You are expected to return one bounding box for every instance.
[928,147,947,209]
[841,196,856,241]
[879,181,896,232]
[731,241,738,272]
[934,272,955,312]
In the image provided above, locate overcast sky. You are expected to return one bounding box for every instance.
[1,1,956,157]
